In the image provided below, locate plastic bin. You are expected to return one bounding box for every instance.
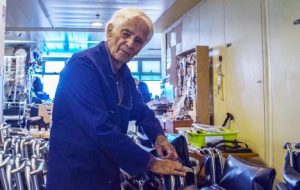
[188,130,238,148]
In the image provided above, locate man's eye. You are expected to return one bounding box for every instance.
[135,39,144,46]
[122,32,130,38]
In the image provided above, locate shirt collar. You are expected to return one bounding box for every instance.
[104,41,117,74]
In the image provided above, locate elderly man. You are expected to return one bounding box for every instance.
[47,8,186,190]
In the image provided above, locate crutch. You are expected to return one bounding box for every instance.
[5,158,14,190]
[24,156,45,190]
[12,154,27,190]
[0,153,12,190]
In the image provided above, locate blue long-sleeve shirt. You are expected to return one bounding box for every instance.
[47,41,164,190]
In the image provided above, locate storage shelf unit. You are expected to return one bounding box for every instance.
[174,46,211,124]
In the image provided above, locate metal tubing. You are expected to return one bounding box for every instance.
[138,180,144,190]
[3,138,12,154]
[12,155,25,190]
[30,157,45,190]
[200,148,216,185]
[214,148,224,176]
[0,155,12,190]
[35,140,41,158]
[0,125,11,146]
[6,159,14,190]
[285,143,294,167]
[179,176,185,188]
[25,160,32,190]
[169,175,175,190]
[20,138,26,158]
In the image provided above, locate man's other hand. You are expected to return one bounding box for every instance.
[155,135,178,160]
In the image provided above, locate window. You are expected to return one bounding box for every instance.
[41,75,60,99]
[132,58,162,98]
[35,58,68,100]
[141,61,161,73]
[127,61,138,73]
[36,57,162,100]
[144,81,161,98]
[45,61,65,73]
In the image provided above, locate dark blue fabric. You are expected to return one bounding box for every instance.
[137,81,151,103]
[47,42,165,190]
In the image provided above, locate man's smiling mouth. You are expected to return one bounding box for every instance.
[120,50,130,58]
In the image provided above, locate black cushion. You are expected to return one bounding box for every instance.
[219,155,276,190]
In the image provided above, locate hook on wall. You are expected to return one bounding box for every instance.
[293,19,300,25]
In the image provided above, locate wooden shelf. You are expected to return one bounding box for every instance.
[165,118,193,133]
[188,145,259,160]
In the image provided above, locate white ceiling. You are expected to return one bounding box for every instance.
[5,0,177,57]
[6,0,177,30]
[5,0,201,57]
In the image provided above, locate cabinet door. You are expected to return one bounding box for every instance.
[182,5,200,52]
[224,0,265,161]
[199,0,225,47]
[269,0,300,176]
[199,0,226,125]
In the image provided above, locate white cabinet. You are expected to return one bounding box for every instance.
[197,0,265,161]
[224,0,265,161]
[171,0,266,162]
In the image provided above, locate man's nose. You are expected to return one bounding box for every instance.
[127,37,135,49]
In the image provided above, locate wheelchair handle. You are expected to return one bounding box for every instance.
[295,143,300,149]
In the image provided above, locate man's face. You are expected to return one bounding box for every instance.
[107,17,150,64]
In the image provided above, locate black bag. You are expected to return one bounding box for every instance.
[206,139,253,153]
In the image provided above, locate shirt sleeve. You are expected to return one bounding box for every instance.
[58,57,151,175]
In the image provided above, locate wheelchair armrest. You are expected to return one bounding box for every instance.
[219,155,276,190]
[276,182,289,190]
[283,166,300,190]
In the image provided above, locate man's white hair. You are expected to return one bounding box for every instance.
[106,8,154,44]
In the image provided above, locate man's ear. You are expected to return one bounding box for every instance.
[106,24,114,39]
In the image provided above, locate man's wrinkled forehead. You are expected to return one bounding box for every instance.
[115,17,149,31]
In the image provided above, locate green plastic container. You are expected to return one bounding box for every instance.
[188,130,238,148]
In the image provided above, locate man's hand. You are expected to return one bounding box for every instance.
[148,156,186,176]
[155,135,178,160]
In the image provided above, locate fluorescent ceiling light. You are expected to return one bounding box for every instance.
[90,22,103,27]
[90,13,103,28]
[5,40,37,43]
